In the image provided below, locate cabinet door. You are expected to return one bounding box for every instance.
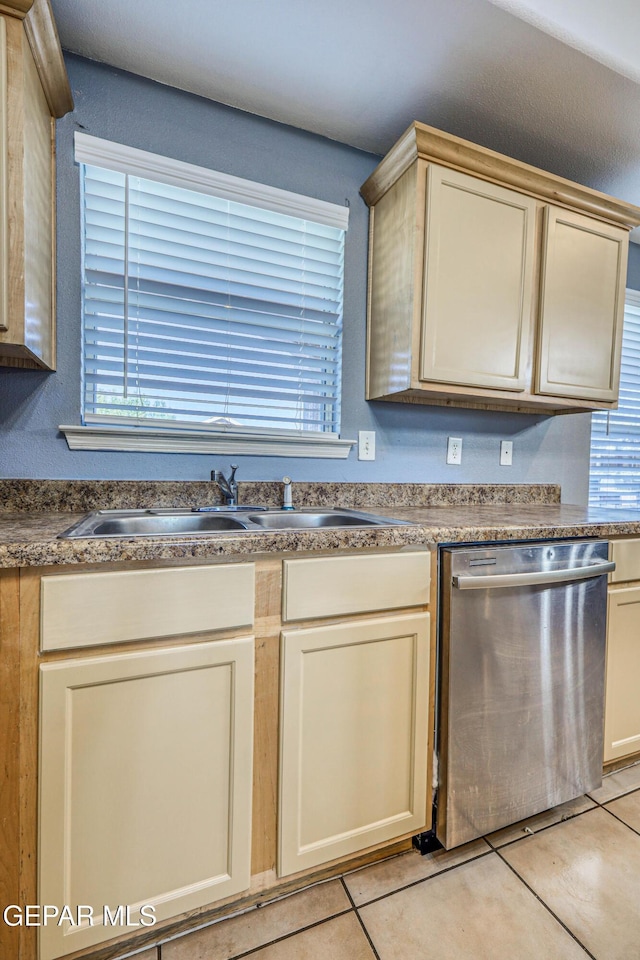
[39,638,254,960]
[420,164,537,392]
[604,586,640,762]
[536,207,627,401]
[278,613,430,877]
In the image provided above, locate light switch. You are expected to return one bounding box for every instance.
[500,440,513,466]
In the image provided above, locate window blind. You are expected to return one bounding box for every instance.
[78,144,347,435]
[590,291,640,509]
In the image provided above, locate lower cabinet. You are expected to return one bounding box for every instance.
[604,585,640,762]
[278,612,430,877]
[38,637,254,960]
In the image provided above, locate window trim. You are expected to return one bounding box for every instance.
[59,422,355,458]
[73,133,350,229]
[62,135,355,458]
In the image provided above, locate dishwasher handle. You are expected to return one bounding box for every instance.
[453,559,616,590]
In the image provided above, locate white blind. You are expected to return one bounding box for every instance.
[78,145,346,435]
[590,291,640,509]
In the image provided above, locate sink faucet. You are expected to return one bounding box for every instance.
[282,476,294,510]
[212,464,238,506]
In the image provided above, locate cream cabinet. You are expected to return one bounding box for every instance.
[37,561,256,960]
[420,164,537,393]
[537,207,627,402]
[361,121,638,414]
[604,540,640,763]
[39,639,255,960]
[0,2,72,369]
[7,549,432,960]
[604,585,640,763]
[278,551,431,877]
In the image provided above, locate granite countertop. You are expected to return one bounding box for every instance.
[1,480,640,568]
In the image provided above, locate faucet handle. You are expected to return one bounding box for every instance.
[229,464,238,483]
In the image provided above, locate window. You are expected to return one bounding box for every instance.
[61,134,353,458]
[589,290,640,508]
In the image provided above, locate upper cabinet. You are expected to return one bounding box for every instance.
[361,122,640,414]
[0,0,72,370]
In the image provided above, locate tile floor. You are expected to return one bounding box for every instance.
[144,763,640,960]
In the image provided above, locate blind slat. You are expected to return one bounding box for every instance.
[590,298,640,509]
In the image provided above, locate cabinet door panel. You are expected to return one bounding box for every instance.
[605,586,640,762]
[41,562,255,650]
[420,164,536,391]
[39,638,254,960]
[278,613,429,876]
[282,551,430,621]
[537,207,627,401]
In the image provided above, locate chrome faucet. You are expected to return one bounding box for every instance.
[212,464,239,506]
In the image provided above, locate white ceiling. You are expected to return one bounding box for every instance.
[50,0,640,225]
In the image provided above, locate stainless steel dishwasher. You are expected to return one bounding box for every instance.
[436,539,614,849]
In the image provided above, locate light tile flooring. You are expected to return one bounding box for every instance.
[147,763,640,960]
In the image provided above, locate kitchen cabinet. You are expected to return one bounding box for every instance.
[361,122,640,413]
[39,639,254,960]
[37,563,256,960]
[278,613,430,876]
[4,547,433,960]
[0,1,72,369]
[604,540,640,763]
[278,551,431,877]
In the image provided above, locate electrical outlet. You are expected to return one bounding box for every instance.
[358,430,376,461]
[447,436,462,465]
[500,440,513,466]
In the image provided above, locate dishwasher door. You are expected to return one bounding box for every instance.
[436,539,613,849]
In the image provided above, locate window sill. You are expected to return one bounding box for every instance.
[59,424,356,459]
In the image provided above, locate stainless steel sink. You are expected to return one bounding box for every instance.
[58,507,409,539]
[248,511,381,529]
[59,509,251,538]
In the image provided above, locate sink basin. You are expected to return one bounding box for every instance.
[58,507,409,539]
[247,511,381,529]
[58,509,250,538]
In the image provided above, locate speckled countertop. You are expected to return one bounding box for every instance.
[1,480,640,568]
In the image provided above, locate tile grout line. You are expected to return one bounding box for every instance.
[597,802,640,838]
[345,845,494,909]
[483,804,597,851]
[494,848,597,960]
[207,907,355,960]
[587,781,640,808]
[340,878,382,960]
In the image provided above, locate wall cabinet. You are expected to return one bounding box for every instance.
[361,122,640,414]
[0,2,72,369]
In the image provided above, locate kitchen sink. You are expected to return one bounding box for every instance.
[248,511,381,529]
[58,507,409,539]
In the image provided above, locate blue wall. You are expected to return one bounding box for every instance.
[1,54,625,503]
[628,242,640,290]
